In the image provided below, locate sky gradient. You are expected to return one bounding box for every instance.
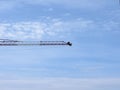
[0,0,120,90]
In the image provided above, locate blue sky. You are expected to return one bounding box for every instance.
[0,0,120,90]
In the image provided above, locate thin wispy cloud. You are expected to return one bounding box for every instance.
[0,0,116,11]
[0,1,17,11]
[0,78,120,90]
[22,0,117,9]
[0,17,119,40]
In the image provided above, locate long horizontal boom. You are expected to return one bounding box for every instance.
[0,39,72,46]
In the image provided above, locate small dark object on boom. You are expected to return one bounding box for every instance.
[67,42,72,46]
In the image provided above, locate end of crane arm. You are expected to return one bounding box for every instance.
[0,39,72,46]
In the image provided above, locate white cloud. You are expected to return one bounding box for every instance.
[0,78,120,90]
[0,18,119,40]
[0,19,93,40]
[0,22,45,40]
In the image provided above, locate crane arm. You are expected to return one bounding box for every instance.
[0,39,72,46]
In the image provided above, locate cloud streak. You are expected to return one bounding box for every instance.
[0,0,116,11]
[0,17,119,40]
[22,0,117,9]
[0,20,93,39]
[0,1,17,11]
[0,78,120,90]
